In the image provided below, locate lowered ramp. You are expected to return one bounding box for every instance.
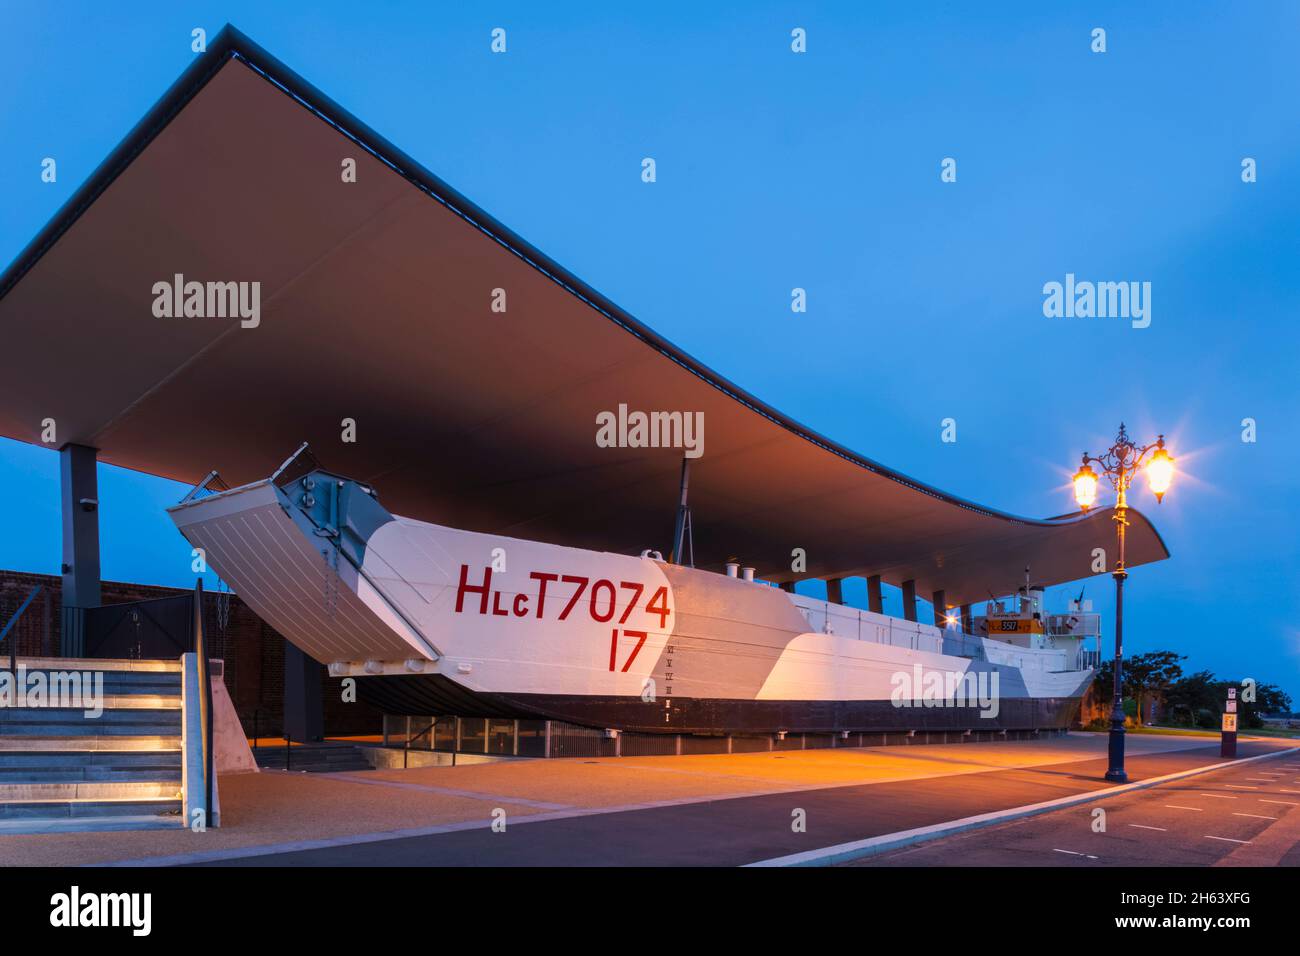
[168,481,435,666]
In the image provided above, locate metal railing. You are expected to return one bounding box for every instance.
[792,596,945,653]
[404,720,439,768]
[1,585,41,673]
[192,580,215,824]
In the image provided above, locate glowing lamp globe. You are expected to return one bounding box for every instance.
[1146,447,1174,502]
[1072,462,1099,511]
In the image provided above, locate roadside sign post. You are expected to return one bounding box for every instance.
[1220,688,1238,758]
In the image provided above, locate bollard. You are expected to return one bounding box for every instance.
[1220,689,1238,758]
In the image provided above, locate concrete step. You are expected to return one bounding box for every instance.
[98,694,182,710]
[254,745,373,772]
[0,735,181,752]
[0,797,181,820]
[0,781,183,802]
[0,813,183,834]
[0,660,191,835]
[4,669,181,695]
[0,750,181,769]
[0,767,182,783]
[15,657,181,673]
[0,708,181,735]
[257,755,374,768]
[0,694,186,710]
[267,761,374,773]
[0,751,182,782]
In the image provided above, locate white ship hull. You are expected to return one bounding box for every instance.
[169,473,1093,734]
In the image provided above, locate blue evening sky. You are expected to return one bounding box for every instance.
[2,3,1297,700]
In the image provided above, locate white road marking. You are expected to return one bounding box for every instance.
[1244,777,1275,782]
[1225,785,1258,790]
[1279,789,1300,794]
[1165,804,1203,811]
[1128,824,1166,831]
[1206,836,1250,844]
[1232,812,1277,820]
[1259,799,1297,806]
[1199,794,1236,799]
[1052,848,1098,859]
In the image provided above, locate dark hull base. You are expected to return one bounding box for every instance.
[360,674,1083,735]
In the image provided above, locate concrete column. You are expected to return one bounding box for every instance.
[826,577,844,605]
[932,589,947,627]
[901,579,917,622]
[960,603,973,633]
[867,575,883,614]
[59,443,101,656]
[283,640,324,742]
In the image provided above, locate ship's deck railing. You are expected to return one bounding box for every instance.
[941,631,988,661]
[790,595,950,656]
[1046,612,1102,640]
[788,593,1095,670]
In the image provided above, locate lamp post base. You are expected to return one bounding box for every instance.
[1105,721,1128,783]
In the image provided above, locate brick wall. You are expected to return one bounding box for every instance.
[0,569,382,737]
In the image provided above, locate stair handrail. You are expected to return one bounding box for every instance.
[1,585,41,674]
[192,579,215,825]
[404,719,437,768]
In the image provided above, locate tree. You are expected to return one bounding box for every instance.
[1164,671,1224,728]
[1253,683,1293,717]
[1124,651,1185,726]
[1091,651,1185,726]
[1237,683,1293,729]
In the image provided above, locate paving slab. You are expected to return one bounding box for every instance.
[0,731,1284,867]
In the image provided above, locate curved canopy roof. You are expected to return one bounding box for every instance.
[0,26,1169,607]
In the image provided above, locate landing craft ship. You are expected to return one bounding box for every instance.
[169,459,1104,736]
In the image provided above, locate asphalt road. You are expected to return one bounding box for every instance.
[194,740,1293,866]
[856,748,1300,866]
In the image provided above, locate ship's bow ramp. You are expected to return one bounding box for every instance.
[169,481,435,666]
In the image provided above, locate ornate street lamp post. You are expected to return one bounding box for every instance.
[1072,423,1175,783]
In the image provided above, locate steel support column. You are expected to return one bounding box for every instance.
[867,575,883,614]
[669,456,691,565]
[826,578,844,605]
[59,443,101,656]
[931,589,947,627]
[283,639,324,743]
[901,579,917,622]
